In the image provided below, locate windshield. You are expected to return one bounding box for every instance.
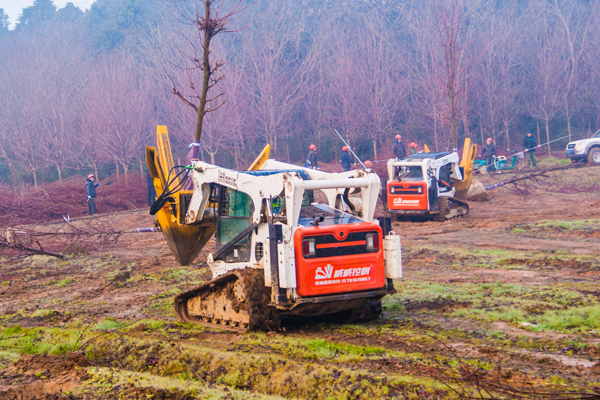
[593,129,600,139]
[297,204,364,227]
[399,166,423,181]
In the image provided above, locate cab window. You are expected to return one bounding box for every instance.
[216,187,253,262]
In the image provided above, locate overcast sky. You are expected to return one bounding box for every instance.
[0,0,95,29]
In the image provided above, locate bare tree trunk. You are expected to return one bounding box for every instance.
[286,138,291,163]
[233,143,240,170]
[56,164,63,182]
[32,169,38,188]
[192,0,213,148]
[479,113,484,146]
[123,164,129,184]
[450,89,458,150]
[565,99,572,142]
[536,121,541,149]
[94,167,99,181]
[139,159,144,176]
[372,140,378,162]
[434,117,439,152]
[210,151,216,164]
[116,163,119,182]
[544,115,551,156]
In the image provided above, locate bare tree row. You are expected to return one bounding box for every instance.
[1,0,599,186]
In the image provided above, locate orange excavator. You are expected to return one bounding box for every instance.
[146,126,402,332]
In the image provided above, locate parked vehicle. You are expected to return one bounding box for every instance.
[565,129,600,165]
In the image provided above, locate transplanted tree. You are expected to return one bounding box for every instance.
[166,0,251,160]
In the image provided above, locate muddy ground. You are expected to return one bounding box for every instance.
[1,162,600,399]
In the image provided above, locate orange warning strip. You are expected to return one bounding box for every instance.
[316,240,366,249]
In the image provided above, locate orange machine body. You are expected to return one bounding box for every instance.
[293,222,386,297]
[386,181,428,211]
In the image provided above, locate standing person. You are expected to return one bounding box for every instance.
[523,131,538,168]
[85,174,99,216]
[341,146,353,171]
[393,135,407,159]
[306,144,318,169]
[481,137,497,172]
[146,171,156,207]
[409,142,417,155]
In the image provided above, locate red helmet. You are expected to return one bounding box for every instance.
[409,142,417,148]
[87,174,95,179]
[309,144,316,150]
[364,160,373,167]
[342,146,348,151]
[395,135,401,140]
[486,137,493,142]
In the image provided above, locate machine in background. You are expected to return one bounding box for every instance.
[382,139,477,222]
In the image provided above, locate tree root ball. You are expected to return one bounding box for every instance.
[467,180,489,202]
[62,242,88,256]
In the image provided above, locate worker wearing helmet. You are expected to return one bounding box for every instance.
[409,142,417,155]
[341,146,353,171]
[481,137,497,173]
[364,160,373,168]
[85,173,100,215]
[306,144,318,169]
[393,135,407,159]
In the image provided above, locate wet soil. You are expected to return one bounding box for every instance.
[1,165,600,398]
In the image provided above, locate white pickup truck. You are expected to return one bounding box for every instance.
[565,129,600,165]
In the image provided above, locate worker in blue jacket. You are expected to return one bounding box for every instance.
[341,146,353,171]
[85,174,100,215]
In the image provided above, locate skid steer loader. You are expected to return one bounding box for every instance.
[382,139,478,222]
[146,126,402,332]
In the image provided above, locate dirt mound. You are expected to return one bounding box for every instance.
[0,353,89,399]
[0,174,148,228]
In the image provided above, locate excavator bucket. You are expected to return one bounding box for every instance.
[453,138,478,200]
[248,144,270,171]
[146,126,216,266]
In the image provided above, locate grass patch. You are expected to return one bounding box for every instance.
[80,367,286,399]
[0,325,84,356]
[305,338,384,359]
[94,317,129,331]
[389,280,600,334]
[45,277,74,287]
[56,277,73,287]
[31,309,58,318]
